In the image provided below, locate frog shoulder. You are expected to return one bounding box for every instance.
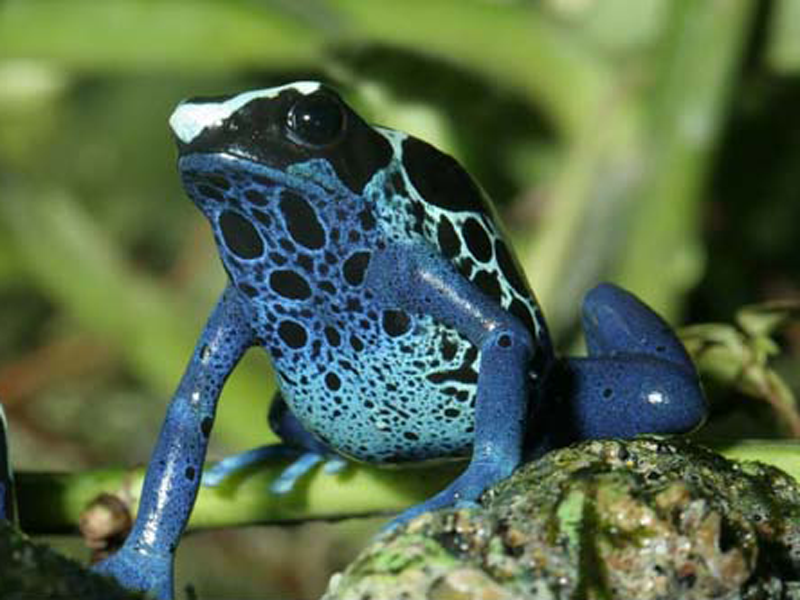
[376,127,491,215]
[375,128,546,343]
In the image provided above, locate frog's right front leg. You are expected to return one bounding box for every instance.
[93,285,254,600]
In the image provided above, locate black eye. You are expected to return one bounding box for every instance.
[286,92,346,147]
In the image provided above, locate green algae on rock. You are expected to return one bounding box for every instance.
[323,438,800,600]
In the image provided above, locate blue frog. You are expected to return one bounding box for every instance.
[92,82,706,598]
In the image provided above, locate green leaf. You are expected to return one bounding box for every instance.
[0,0,320,71]
[767,0,800,74]
[682,302,800,436]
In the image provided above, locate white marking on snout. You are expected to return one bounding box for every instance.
[169,81,322,144]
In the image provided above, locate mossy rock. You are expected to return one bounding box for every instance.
[0,520,143,600]
[323,438,800,600]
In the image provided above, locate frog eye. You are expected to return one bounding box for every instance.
[286,92,346,147]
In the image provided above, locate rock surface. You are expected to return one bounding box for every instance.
[0,520,143,599]
[323,438,800,600]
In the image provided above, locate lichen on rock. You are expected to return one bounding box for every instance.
[323,438,800,600]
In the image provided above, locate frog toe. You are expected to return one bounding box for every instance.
[385,461,504,529]
[203,445,296,487]
[322,455,348,474]
[205,445,345,494]
[269,452,324,494]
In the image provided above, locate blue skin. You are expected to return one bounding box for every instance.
[0,403,16,524]
[91,82,706,598]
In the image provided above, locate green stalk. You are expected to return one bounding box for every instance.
[15,439,797,534]
[17,462,461,533]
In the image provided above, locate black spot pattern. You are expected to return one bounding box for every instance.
[402,137,486,213]
[437,216,460,259]
[427,347,479,385]
[252,210,272,227]
[198,184,225,202]
[244,189,267,205]
[382,310,411,337]
[269,270,311,300]
[472,270,503,304]
[509,298,537,337]
[463,218,493,263]
[324,326,341,346]
[325,372,342,391]
[238,283,258,297]
[494,239,530,298]
[342,251,371,286]
[358,209,376,230]
[219,210,264,259]
[280,190,326,249]
[278,320,307,348]
[200,417,213,438]
[207,174,231,190]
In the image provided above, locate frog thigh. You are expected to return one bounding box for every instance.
[533,283,706,454]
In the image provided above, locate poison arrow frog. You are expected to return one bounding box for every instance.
[93,82,706,599]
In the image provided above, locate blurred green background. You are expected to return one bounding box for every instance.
[1,0,799,597]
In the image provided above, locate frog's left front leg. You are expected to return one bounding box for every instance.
[93,285,254,600]
[0,402,16,524]
[369,244,538,525]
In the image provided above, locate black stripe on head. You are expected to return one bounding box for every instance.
[401,137,487,213]
[179,86,393,194]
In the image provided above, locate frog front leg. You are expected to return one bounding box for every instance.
[0,402,16,523]
[531,283,706,455]
[368,243,537,525]
[93,285,254,600]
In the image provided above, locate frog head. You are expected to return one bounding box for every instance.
[168,82,393,213]
[167,82,395,282]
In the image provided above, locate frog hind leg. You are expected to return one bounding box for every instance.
[368,244,541,527]
[0,401,16,523]
[203,393,347,494]
[531,282,706,455]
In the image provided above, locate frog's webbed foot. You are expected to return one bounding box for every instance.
[549,283,706,448]
[204,392,347,494]
[93,545,173,600]
[271,449,347,494]
[203,445,347,494]
[384,462,491,530]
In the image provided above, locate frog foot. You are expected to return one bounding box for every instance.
[203,444,347,494]
[92,545,173,600]
[384,461,501,530]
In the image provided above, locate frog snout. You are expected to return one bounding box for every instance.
[169,99,227,148]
